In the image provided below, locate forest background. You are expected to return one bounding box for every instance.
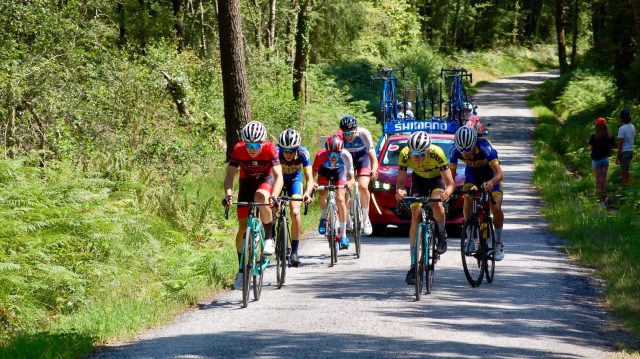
[1,0,639,358]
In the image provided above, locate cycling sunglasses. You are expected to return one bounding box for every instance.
[343,131,356,137]
[282,147,297,154]
[460,147,474,154]
[411,151,427,158]
[329,152,341,159]
[245,142,262,151]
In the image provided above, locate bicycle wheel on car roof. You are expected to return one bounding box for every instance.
[461,217,484,287]
[275,216,289,289]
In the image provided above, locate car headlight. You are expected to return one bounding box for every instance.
[371,180,393,191]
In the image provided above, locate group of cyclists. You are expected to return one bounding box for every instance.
[223,114,505,285]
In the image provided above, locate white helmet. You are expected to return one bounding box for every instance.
[241,121,267,143]
[279,128,301,149]
[454,126,477,151]
[408,131,431,152]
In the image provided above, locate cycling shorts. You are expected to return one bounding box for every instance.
[410,172,444,207]
[237,174,274,219]
[317,166,347,186]
[352,152,371,176]
[283,177,303,198]
[463,167,503,195]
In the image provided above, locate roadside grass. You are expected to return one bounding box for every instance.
[528,91,640,345]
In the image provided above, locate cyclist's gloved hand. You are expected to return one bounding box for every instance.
[395,188,407,201]
[303,194,312,204]
[222,195,232,207]
[270,195,279,209]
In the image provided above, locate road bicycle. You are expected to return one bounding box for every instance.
[441,68,473,126]
[400,196,441,300]
[274,196,307,289]
[224,201,272,308]
[315,184,349,267]
[457,188,496,287]
[371,66,404,126]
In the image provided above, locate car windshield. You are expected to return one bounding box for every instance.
[380,138,466,171]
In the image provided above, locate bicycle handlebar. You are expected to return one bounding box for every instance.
[400,196,442,204]
[223,202,272,220]
[277,196,309,216]
[315,184,349,192]
[454,188,496,205]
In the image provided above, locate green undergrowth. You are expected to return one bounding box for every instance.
[529,88,640,342]
[0,159,237,358]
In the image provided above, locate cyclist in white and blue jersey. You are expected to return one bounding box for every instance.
[277,129,314,267]
[338,115,378,236]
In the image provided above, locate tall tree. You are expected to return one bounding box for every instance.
[172,0,186,51]
[267,0,277,49]
[569,0,579,66]
[554,0,569,73]
[292,0,312,107]
[218,0,252,160]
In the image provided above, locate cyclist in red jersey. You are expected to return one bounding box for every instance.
[223,121,284,271]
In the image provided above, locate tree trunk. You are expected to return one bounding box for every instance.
[285,0,298,65]
[631,0,640,40]
[512,0,521,44]
[250,0,264,49]
[451,0,461,49]
[172,0,186,51]
[570,0,578,66]
[28,107,46,167]
[554,0,569,74]
[292,0,312,106]
[267,0,277,49]
[217,0,252,161]
[199,0,207,56]
[591,1,605,49]
[139,0,147,54]
[117,1,126,47]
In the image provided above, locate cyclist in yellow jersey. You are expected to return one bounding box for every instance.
[395,131,455,285]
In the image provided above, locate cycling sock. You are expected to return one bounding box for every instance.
[495,227,503,243]
[291,240,299,254]
[321,208,328,220]
[410,246,415,265]
[263,222,274,240]
[340,222,347,236]
[362,207,369,221]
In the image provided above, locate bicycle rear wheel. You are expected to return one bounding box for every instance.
[242,229,251,308]
[484,220,496,284]
[275,216,289,289]
[425,222,436,294]
[252,225,265,301]
[461,217,484,287]
[414,224,424,301]
[352,189,362,259]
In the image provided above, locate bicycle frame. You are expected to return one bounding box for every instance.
[316,184,346,266]
[372,66,404,125]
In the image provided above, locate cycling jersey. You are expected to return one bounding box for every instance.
[278,145,312,181]
[339,127,375,157]
[398,145,449,179]
[229,141,280,180]
[449,138,498,169]
[312,148,354,186]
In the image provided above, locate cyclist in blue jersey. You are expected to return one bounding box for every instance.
[338,115,378,236]
[450,126,505,261]
[278,129,314,267]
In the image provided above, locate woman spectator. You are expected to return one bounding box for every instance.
[588,117,615,207]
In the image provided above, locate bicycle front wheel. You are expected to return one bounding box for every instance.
[484,220,496,284]
[328,206,337,267]
[352,189,362,259]
[242,229,251,308]
[252,225,265,301]
[275,216,289,289]
[425,222,436,294]
[414,224,424,301]
[461,217,484,287]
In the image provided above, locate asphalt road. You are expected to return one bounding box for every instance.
[92,71,633,359]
